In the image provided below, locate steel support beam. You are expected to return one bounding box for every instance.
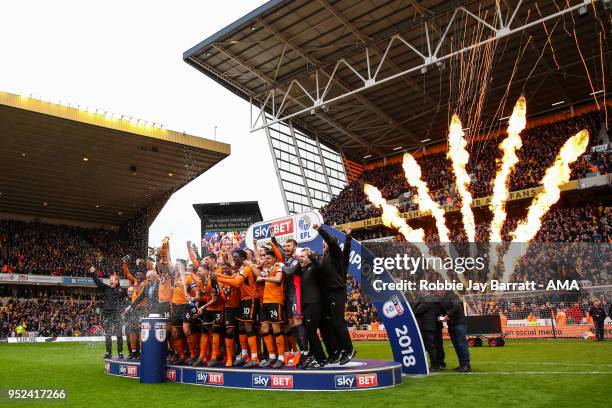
[262,114,290,215]
[257,13,421,146]
[319,0,438,108]
[250,0,594,133]
[288,121,315,209]
[212,43,386,156]
[314,135,334,198]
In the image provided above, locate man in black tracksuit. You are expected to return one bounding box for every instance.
[314,224,355,365]
[89,266,127,359]
[438,290,471,372]
[589,300,607,341]
[414,292,443,371]
[296,248,326,369]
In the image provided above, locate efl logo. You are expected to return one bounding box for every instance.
[119,365,126,375]
[126,365,138,377]
[382,296,404,319]
[334,374,378,389]
[104,362,110,373]
[298,214,311,231]
[196,371,224,385]
[166,369,176,381]
[253,218,294,239]
[252,374,294,388]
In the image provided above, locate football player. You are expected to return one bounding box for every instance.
[257,248,286,368]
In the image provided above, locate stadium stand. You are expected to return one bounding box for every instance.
[0,90,231,338]
[0,220,137,277]
[321,109,610,226]
[0,294,101,338]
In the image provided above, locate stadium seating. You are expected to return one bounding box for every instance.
[0,293,101,338]
[0,220,137,277]
[322,110,610,225]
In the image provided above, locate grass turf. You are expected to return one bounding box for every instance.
[0,339,610,408]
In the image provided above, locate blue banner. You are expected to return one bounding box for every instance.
[62,276,95,286]
[320,226,429,376]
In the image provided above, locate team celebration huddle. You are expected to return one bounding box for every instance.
[92,225,356,370]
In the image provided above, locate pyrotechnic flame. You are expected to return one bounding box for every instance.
[447,115,476,242]
[489,97,526,243]
[364,183,451,282]
[502,129,590,282]
[364,183,424,242]
[402,153,450,242]
[510,130,589,242]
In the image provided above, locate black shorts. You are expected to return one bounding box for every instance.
[191,316,202,332]
[158,302,170,319]
[238,299,260,322]
[171,303,196,326]
[261,303,284,323]
[202,310,224,328]
[284,296,303,320]
[224,307,240,328]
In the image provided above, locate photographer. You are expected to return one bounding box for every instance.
[88,266,126,359]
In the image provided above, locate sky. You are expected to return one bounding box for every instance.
[0,0,286,258]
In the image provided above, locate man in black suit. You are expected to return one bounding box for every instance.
[414,292,444,371]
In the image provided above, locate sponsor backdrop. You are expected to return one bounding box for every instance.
[246,211,428,376]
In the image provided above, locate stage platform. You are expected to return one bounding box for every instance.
[104,357,403,391]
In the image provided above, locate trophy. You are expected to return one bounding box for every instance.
[159,236,170,264]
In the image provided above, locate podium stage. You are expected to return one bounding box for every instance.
[104,357,403,391]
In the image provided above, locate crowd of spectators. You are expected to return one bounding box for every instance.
[322,111,610,225]
[464,289,611,325]
[345,276,379,327]
[362,201,611,285]
[0,220,138,277]
[0,294,101,338]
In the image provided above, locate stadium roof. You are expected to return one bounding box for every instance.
[184,0,610,161]
[0,91,230,226]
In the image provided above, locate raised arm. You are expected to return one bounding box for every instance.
[187,241,200,268]
[216,273,245,287]
[88,267,106,289]
[122,261,136,285]
[315,225,341,256]
[342,228,353,269]
[270,236,287,262]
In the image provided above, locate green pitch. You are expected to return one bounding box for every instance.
[0,340,610,408]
